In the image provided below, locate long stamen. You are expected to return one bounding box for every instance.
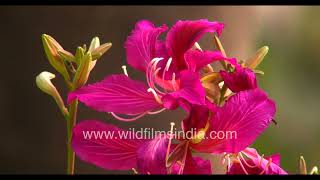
[132,168,138,174]
[165,122,175,167]
[110,112,146,122]
[122,65,128,77]
[237,157,249,175]
[162,58,173,92]
[147,108,166,114]
[147,88,162,104]
[259,158,272,175]
[177,142,189,175]
[146,58,163,89]
[239,152,258,168]
[171,73,178,91]
[150,67,165,94]
[194,42,203,51]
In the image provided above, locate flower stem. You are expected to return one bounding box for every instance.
[66,99,78,175]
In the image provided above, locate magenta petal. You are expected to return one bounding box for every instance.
[72,120,145,170]
[162,70,206,109]
[193,89,276,153]
[185,49,238,72]
[183,152,212,174]
[68,74,161,115]
[181,101,215,132]
[166,19,224,71]
[220,67,257,92]
[125,20,168,72]
[136,135,169,174]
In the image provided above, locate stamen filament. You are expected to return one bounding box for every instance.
[122,65,128,77]
[147,108,166,114]
[239,153,258,168]
[171,73,178,91]
[165,122,175,167]
[132,168,138,174]
[162,58,173,92]
[110,112,146,122]
[194,42,203,51]
[147,88,162,104]
[237,157,249,175]
[259,158,272,175]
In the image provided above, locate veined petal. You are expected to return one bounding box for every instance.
[68,74,161,115]
[166,19,224,71]
[71,120,144,170]
[192,89,276,153]
[162,70,206,110]
[125,20,168,72]
[220,67,257,92]
[185,49,238,72]
[136,134,169,174]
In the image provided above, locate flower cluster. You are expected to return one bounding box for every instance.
[68,19,286,175]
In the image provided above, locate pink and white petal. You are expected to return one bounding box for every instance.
[68,74,161,115]
[136,134,169,174]
[125,20,168,72]
[162,70,206,110]
[72,120,145,170]
[192,89,276,153]
[166,19,224,71]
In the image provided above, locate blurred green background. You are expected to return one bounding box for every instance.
[0,6,319,174]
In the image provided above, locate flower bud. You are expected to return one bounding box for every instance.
[299,156,307,175]
[58,49,75,63]
[36,71,69,118]
[73,52,92,89]
[91,42,112,60]
[41,34,70,81]
[246,46,269,69]
[36,71,57,96]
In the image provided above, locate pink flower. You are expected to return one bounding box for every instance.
[68,19,234,121]
[125,19,227,77]
[227,148,287,175]
[71,120,211,174]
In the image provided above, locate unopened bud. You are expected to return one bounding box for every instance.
[36,71,57,96]
[73,52,92,89]
[91,42,112,60]
[246,46,269,69]
[36,71,69,118]
[57,49,75,63]
[41,34,70,81]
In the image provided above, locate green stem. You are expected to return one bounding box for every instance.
[66,100,78,175]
